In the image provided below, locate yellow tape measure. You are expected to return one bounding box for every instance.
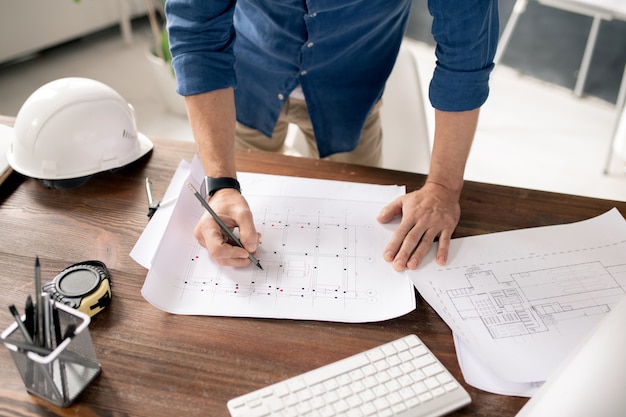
[43,260,111,317]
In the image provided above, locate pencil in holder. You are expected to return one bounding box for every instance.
[1,300,101,407]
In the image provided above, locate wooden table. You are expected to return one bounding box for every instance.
[2,118,625,416]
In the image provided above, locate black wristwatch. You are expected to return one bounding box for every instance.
[204,177,241,197]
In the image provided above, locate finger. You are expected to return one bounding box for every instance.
[391,225,431,271]
[382,219,416,263]
[435,228,453,266]
[194,224,207,249]
[394,229,431,270]
[212,191,259,255]
[213,244,255,268]
[405,234,435,270]
[377,196,403,224]
[194,212,245,263]
[237,217,260,254]
[194,212,223,251]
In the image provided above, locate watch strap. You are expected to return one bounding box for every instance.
[204,177,241,197]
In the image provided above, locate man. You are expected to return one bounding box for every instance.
[166,0,499,271]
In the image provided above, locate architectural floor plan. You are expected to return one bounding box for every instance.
[411,209,626,383]
[139,160,416,323]
[450,260,626,340]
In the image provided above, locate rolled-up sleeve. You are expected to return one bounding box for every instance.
[428,0,499,111]
[165,0,237,96]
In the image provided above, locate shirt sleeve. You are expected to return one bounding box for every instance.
[427,0,499,112]
[165,0,237,96]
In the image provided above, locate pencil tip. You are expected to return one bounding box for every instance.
[257,263,264,270]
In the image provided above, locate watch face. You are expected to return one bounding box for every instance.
[57,268,100,297]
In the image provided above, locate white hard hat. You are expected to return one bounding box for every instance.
[7,77,153,189]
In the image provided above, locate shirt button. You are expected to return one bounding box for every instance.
[310,12,317,17]
[300,70,308,76]
[307,42,314,48]
[277,93,284,100]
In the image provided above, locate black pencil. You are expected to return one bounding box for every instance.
[8,305,34,344]
[34,256,43,347]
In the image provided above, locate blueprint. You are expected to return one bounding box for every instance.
[137,157,416,323]
[410,208,626,383]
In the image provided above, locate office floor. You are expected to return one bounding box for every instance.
[0,8,624,202]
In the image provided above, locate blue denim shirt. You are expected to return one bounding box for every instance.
[166,0,499,158]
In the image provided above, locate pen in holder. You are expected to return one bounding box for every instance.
[2,299,101,407]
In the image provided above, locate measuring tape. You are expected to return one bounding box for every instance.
[43,260,112,317]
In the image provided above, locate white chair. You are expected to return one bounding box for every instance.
[285,40,431,174]
[284,124,309,157]
[495,0,626,97]
[380,41,431,174]
[603,64,626,174]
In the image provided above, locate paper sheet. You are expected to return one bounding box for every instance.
[453,333,542,397]
[410,208,626,385]
[135,157,416,322]
[130,159,189,269]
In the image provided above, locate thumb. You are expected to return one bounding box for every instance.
[377,197,403,224]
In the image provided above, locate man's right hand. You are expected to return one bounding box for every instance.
[193,188,261,267]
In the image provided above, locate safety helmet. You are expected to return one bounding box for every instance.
[7,77,153,189]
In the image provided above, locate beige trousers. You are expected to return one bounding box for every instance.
[235,98,383,167]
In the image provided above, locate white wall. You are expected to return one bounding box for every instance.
[0,0,147,64]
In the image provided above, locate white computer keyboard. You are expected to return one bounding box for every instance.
[227,334,471,417]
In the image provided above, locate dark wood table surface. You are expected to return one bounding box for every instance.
[1,116,625,416]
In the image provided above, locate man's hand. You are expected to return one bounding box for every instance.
[377,181,461,271]
[193,188,261,267]
[378,108,479,271]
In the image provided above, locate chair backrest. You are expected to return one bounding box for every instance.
[604,63,626,173]
[538,0,626,20]
[612,104,626,161]
[380,41,431,174]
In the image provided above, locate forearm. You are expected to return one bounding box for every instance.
[185,88,237,178]
[426,108,479,196]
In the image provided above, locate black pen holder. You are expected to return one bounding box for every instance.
[1,301,101,407]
